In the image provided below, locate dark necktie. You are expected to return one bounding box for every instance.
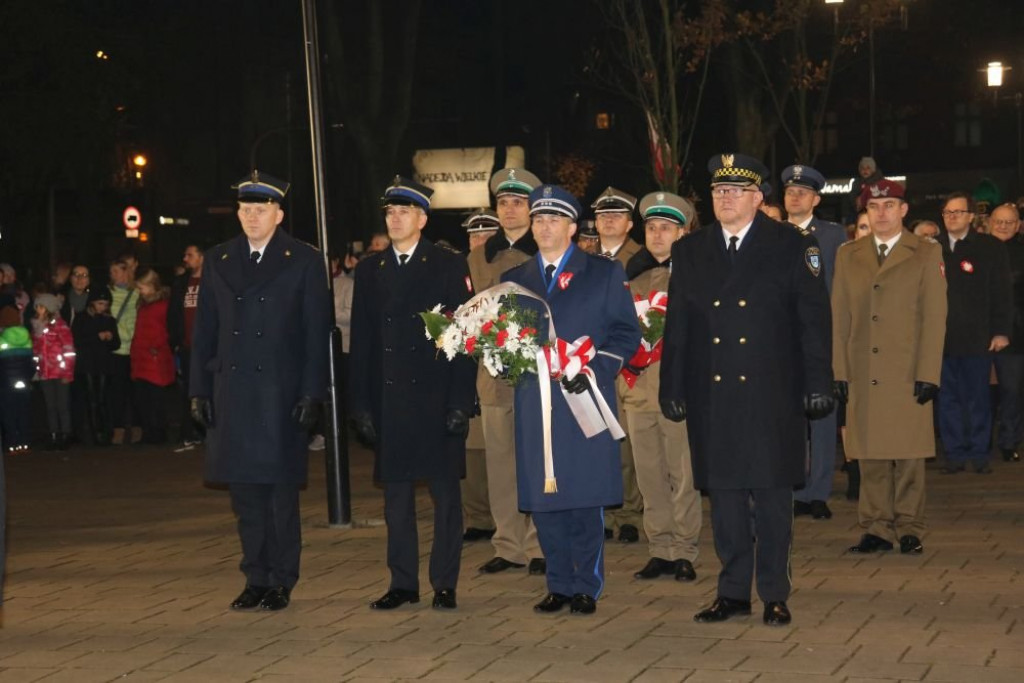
[250,251,261,266]
[398,253,409,267]
[877,243,888,266]
[544,263,556,286]
[601,250,613,259]
[728,236,738,264]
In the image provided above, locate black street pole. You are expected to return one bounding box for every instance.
[300,0,351,527]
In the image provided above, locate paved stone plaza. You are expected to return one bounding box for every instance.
[1,439,1022,682]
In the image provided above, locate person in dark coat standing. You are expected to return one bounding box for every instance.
[936,191,1013,474]
[988,203,1024,463]
[782,164,847,521]
[189,171,330,612]
[349,177,476,611]
[660,154,834,627]
[502,184,641,616]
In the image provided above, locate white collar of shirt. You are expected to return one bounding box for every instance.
[948,232,967,251]
[796,216,813,230]
[599,241,624,257]
[393,242,418,262]
[542,250,568,271]
[873,233,901,252]
[722,222,754,250]
[248,244,266,260]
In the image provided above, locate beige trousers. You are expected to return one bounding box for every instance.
[481,404,541,563]
[858,458,927,541]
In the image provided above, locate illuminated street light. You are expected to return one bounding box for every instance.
[988,61,1007,88]
[985,61,1022,197]
[132,154,148,168]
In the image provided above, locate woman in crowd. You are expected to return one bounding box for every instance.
[71,288,120,445]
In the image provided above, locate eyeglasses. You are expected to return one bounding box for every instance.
[711,187,758,198]
[991,219,1019,228]
[71,272,89,278]
[941,209,971,217]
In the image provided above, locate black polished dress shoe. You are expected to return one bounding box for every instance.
[604,528,614,540]
[674,559,697,582]
[432,588,457,609]
[230,585,270,611]
[479,557,525,573]
[693,596,752,623]
[848,533,894,553]
[793,500,812,516]
[810,500,832,520]
[634,557,674,579]
[1002,448,1021,462]
[763,601,791,626]
[570,593,597,614]
[528,558,547,575]
[463,527,496,542]
[533,592,571,613]
[618,524,640,543]
[259,586,291,611]
[899,535,923,554]
[940,464,965,474]
[369,589,420,610]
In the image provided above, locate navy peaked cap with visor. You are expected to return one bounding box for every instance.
[381,175,434,211]
[529,184,581,221]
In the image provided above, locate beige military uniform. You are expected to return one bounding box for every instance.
[603,237,645,532]
[832,230,947,540]
[461,416,494,530]
[618,265,702,561]
[467,239,542,563]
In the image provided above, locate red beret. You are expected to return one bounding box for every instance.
[860,179,905,205]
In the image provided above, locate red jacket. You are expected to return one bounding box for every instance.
[130,298,175,386]
[32,315,76,381]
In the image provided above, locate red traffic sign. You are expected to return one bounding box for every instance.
[123,206,142,229]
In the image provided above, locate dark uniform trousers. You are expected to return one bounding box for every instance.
[533,507,606,599]
[993,352,1024,451]
[384,478,463,593]
[229,482,302,589]
[938,354,993,467]
[796,413,837,503]
[709,487,792,603]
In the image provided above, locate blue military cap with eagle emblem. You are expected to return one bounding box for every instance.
[781,164,827,194]
[528,184,581,221]
[232,170,290,203]
[381,175,434,212]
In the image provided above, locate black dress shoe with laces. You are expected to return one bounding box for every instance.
[432,589,457,609]
[899,535,923,554]
[479,557,525,573]
[810,500,832,520]
[259,586,291,611]
[694,596,752,623]
[369,589,420,610]
[570,593,597,614]
[618,524,640,543]
[848,533,894,553]
[634,557,674,579]
[528,558,546,575]
[793,500,812,516]
[763,601,791,626]
[674,559,697,582]
[533,592,571,613]
[230,585,270,611]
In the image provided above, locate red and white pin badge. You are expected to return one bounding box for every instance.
[960,260,974,273]
[557,272,574,290]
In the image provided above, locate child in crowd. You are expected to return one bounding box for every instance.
[71,288,120,446]
[130,268,175,444]
[31,293,76,450]
[0,310,36,454]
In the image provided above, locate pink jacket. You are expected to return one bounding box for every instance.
[33,315,76,381]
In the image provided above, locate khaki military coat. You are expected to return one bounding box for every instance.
[832,230,947,460]
[618,265,670,412]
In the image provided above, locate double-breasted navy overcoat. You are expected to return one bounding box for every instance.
[190,230,331,485]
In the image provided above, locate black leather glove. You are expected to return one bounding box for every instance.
[833,380,849,404]
[804,392,836,420]
[660,399,686,422]
[623,363,646,376]
[445,409,470,436]
[190,396,214,428]
[291,396,319,430]
[560,373,590,394]
[351,411,377,445]
[914,381,939,405]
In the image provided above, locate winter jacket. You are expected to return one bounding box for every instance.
[71,311,121,375]
[0,325,36,388]
[32,315,75,381]
[130,298,175,386]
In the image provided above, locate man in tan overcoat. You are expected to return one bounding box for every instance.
[832,179,947,555]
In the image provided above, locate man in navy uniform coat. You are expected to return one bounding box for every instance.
[190,170,331,612]
[349,176,477,611]
[660,154,834,626]
[782,164,847,521]
[502,184,640,615]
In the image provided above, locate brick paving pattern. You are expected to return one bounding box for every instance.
[1,440,1022,682]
